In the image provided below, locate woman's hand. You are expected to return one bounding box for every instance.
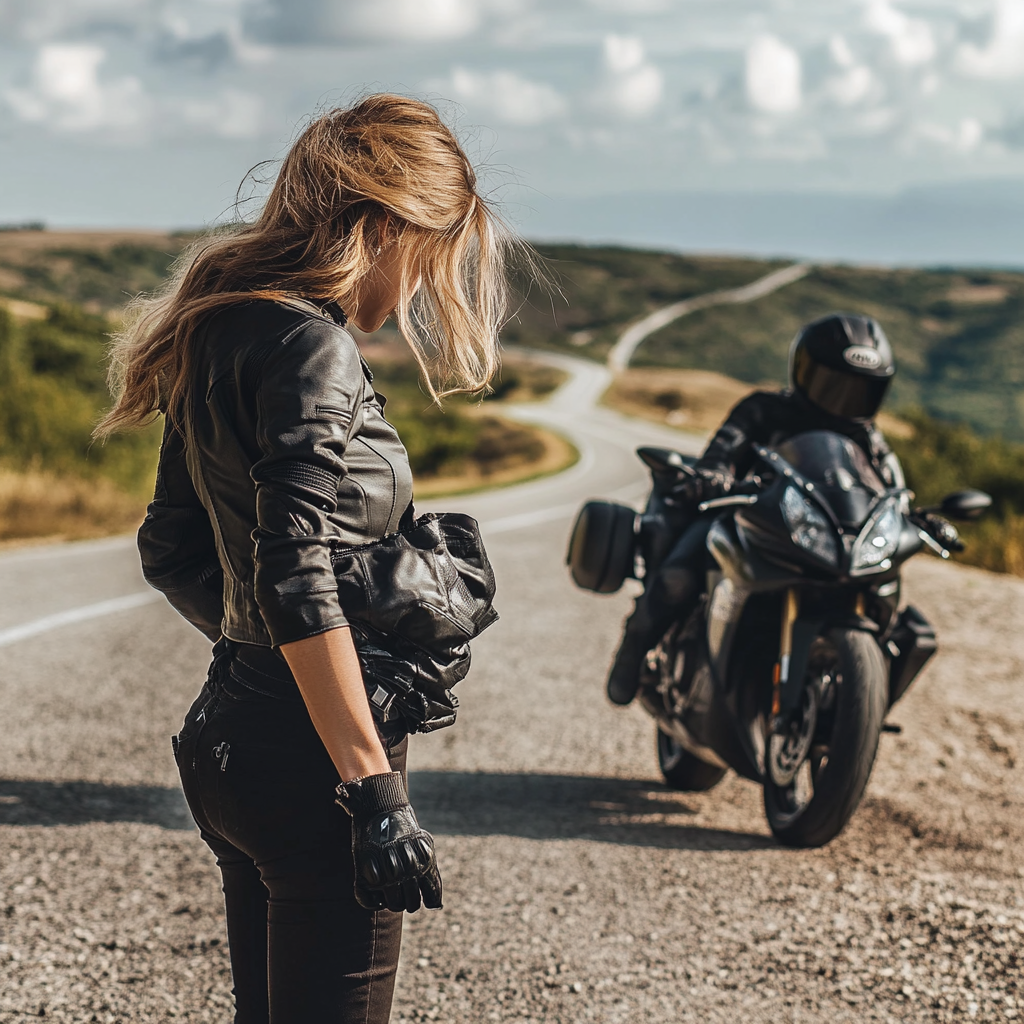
[281,628,442,911]
[335,771,443,913]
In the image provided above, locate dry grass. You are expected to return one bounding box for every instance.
[415,418,577,499]
[0,419,576,543]
[0,228,180,258]
[604,367,762,434]
[603,366,912,439]
[0,468,146,545]
[0,296,47,320]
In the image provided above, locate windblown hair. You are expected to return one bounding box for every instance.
[97,94,519,436]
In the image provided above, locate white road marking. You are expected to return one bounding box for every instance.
[0,534,136,565]
[0,343,686,640]
[607,262,812,372]
[480,503,584,535]
[0,591,162,648]
[479,481,649,536]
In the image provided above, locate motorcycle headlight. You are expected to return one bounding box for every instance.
[781,486,839,566]
[852,498,903,572]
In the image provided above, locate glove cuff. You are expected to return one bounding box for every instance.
[335,771,408,817]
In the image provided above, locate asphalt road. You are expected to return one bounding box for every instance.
[1,355,1022,1023]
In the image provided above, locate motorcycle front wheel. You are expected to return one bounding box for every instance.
[763,628,886,848]
[657,728,728,792]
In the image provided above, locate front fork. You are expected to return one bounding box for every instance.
[771,588,800,729]
[772,588,871,731]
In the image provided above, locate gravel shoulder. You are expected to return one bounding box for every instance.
[2,530,1022,1023]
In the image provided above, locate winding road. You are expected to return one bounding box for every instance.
[2,347,1023,1021]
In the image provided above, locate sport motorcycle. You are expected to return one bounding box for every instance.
[567,430,991,847]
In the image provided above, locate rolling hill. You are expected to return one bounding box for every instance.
[506,244,1024,441]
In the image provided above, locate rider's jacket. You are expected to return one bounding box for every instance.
[137,299,413,647]
[694,388,903,497]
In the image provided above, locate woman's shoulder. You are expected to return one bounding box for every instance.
[207,297,357,355]
[209,295,346,332]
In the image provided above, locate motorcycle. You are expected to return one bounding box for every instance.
[567,430,991,847]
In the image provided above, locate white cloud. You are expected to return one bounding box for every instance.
[598,35,663,118]
[178,87,264,138]
[914,116,984,151]
[956,0,1024,79]
[865,0,936,66]
[829,35,856,70]
[448,67,567,125]
[585,0,672,10]
[5,44,147,132]
[333,0,482,41]
[829,65,875,106]
[3,0,150,43]
[4,41,264,141]
[245,0,485,44]
[826,35,875,106]
[745,35,801,114]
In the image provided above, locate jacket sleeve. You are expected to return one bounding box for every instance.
[251,320,366,647]
[138,416,224,642]
[867,423,906,490]
[695,392,776,492]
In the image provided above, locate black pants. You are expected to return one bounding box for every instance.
[626,516,715,645]
[173,644,407,1024]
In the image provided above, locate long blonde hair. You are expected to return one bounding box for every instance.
[98,94,517,436]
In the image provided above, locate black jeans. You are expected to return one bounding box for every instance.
[173,644,408,1024]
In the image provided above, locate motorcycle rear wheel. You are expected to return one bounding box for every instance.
[656,728,728,792]
[763,628,886,848]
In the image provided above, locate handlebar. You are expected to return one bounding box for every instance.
[698,494,758,513]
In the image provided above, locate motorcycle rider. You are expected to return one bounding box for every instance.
[606,312,904,706]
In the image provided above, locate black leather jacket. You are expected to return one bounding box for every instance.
[693,389,903,497]
[137,299,413,647]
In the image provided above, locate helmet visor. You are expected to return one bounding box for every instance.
[793,355,892,420]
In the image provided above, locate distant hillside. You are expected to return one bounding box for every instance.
[0,231,571,541]
[507,244,1024,442]
[3,230,1024,440]
[0,229,189,313]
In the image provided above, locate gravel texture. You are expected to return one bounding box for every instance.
[2,535,1022,1023]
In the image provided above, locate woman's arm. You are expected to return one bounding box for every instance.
[280,626,390,782]
[251,320,388,777]
[138,416,224,641]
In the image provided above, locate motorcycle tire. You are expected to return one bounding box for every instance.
[656,728,727,792]
[566,500,636,594]
[763,628,886,848]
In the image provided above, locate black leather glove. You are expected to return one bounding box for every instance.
[335,771,443,913]
[666,467,731,508]
[921,513,965,552]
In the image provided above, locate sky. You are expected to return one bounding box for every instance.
[1,0,1024,261]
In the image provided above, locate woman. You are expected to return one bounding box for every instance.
[97,95,516,1023]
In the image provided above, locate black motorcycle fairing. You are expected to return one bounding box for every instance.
[640,608,763,783]
[702,511,910,780]
[774,430,885,529]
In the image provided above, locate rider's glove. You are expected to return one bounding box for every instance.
[335,771,443,913]
[922,513,964,553]
[666,468,731,508]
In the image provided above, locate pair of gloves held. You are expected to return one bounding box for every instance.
[335,771,443,914]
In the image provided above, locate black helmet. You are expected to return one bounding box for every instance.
[789,313,895,422]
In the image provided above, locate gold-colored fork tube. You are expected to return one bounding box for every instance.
[772,587,800,716]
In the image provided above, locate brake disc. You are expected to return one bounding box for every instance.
[768,683,819,786]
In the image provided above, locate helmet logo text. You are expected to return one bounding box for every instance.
[843,346,882,370]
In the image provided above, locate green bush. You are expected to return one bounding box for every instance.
[369,359,544,479]
[889,411,1024,575]
[0,306,161,495]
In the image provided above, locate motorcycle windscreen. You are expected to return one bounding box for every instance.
[775,430,886,528]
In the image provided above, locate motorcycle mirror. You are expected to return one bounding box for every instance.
[938,490,992,521]
[636,446,697,475]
